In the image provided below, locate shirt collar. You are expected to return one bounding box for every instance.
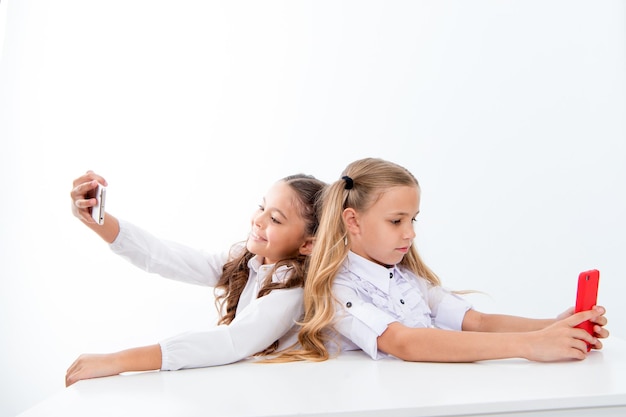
[247,255,292,283]
[345,251,395,294]
[247,255,264,272]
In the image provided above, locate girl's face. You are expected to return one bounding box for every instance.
[346,185,420,267]
[247,181,312,265]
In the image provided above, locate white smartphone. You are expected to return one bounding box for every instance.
[90,183,106,225]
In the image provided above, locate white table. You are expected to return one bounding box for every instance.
[18,338,626,417]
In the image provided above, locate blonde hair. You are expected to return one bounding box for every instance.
[274,158,440,362]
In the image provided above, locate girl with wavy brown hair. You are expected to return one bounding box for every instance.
[65,170,326,386]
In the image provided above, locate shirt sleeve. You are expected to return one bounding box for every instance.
[109,219,227,287]
[159,287,304,370]
[427,285,472,331]
[332,284,396,360]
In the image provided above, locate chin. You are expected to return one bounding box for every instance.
[387,254,406,266]
[246,240,259,254]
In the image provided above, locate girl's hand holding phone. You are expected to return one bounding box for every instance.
[70,171,108,224]
[555,305,608,350]
[526,308,607,362]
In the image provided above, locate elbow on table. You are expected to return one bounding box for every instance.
[377,322,421,361]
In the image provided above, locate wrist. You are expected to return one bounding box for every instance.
[515,332,536,360]
[114,345,162,373]
[495,332,530,360]
[111,350,131,374]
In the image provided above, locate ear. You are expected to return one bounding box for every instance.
[342,208,360,236]
[298,236,315,256]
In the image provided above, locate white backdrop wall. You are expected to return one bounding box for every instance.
[1,1,624,416]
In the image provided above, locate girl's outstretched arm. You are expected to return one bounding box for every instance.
[462,306,609,344]
[377,308,604,363]
[461,309,556,332]
[65,344,162,387]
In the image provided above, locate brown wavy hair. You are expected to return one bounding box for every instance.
[213,174,326,355]
[273,158,441,362]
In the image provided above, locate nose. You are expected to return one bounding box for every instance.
[252,211,267,228]
[405,224,416,240]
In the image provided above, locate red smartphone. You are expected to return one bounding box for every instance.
[574,269,600,350]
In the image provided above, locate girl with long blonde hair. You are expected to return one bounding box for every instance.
[281,157,609,363]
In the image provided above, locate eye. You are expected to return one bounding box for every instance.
[411,218,417,223]
[390,219,401,225]
[271,216,282,224]
[258,204,265,212]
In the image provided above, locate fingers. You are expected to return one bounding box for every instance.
[71,180,98,206]
[70,171,108,209]
[591,315,608,327]
[557,327,595,359]
[70,181,98,223]
[65,354,99,387]
[566,307,605,328]
[594,323,609,338]
[592,305,606,316]
[66,370,85,387]
[65,359,81,387]
[569,306,609,342]
[574,327,597,350]
[590,338,604,351]
[72,170,108,188]
[570,338,590,359]
[559,319,597,354]
[65,371,77,387]
[592,322,610,345]
[590,305,608,326]
[70,171,108,223]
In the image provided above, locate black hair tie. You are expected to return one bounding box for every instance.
[342,176,354,190]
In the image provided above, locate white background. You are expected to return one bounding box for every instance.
[1,1,624,416]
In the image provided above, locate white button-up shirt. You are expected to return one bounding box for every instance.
[333,251,472,360]
[110,220,303,371]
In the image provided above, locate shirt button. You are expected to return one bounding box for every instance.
[346,302,352,308]
[389,272,393,279]
[400,299,405,304]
